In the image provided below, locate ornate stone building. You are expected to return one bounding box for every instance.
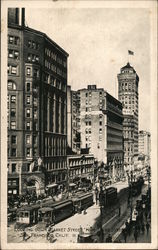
[117,62,139,169]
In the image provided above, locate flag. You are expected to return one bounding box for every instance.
[128,50,134,55]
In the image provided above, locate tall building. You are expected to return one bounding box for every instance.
[67,86,80,153]
[117,63,139,168]
[138,130,151,157]
[7,8,68,196]
[78,85,124,181]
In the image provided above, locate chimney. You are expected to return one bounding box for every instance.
[22,8,25,26]
[8,8,25,26]
[8,8,19,25]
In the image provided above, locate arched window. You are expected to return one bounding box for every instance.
[8,81,16,90]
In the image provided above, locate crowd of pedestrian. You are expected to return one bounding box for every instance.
[121,197,151,243]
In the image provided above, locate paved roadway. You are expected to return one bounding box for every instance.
[7,180,128,243]
[8,181,149,243]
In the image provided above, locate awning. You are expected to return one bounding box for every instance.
[69,183,76,187]
[46,183,58,189]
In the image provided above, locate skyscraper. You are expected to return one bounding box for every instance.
[117,62,139,169]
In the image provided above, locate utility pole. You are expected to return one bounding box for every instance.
[99,181,104,242]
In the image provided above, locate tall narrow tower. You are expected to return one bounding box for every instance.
[117,62,139,168]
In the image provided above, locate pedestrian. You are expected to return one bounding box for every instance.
[127,223,131,236]
[23,230,27,241]
[145,211,148,221]
[125,220,129,229]
[118,206,121,217]
[137,223,141,236]
[99,227,104,242]
[46,226,51,240]
[134,230,138,243]
[141,223,145,234]
[122,228,127,243]
[106,233,112,242]
[146,221,150,235]
[83,209,87,215]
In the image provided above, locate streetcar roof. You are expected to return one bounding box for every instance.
[42,199,72,208]
[17,204,40,211]
[39,207,54,212]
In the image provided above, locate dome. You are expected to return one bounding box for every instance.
[121,62,136,73]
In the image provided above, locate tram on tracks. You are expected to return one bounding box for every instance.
[101,187,117,207]
[15,192,94,228]
[38,199,74,226]
[16,204,40,227]
[72,192,94,213]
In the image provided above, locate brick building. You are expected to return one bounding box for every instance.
[76,85,124,182]
[7,8,68,196]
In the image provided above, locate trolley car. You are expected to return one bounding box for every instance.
[16,204,40,226]
[38,199,74,226]
[72,192,94,213]
[102,187,117,207]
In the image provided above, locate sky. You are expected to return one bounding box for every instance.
[25,7,151,132]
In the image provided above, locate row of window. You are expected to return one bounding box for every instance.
[28,40,39,50]
[45,137,67,156]
[25,95,38,106]
[8,65,18,75]
[27,53,39,63]
[8,134,37,145]
[26,66,39,78]
[8,35,19,45]
[69,167,92,177]
[120,95,136,100]
[69,158,94,167]
[45,161,67,171]
[45,48,67,68]
[45,60,67,79]
[8,50,19,59]
[25,81,38,93]
[85,91,102,97]
[8,81,16,90]
[44,73,66,91]
[121,69,133,74]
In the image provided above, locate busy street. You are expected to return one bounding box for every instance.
[7,176,151,243]
[5,6,154,247]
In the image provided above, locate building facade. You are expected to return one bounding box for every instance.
[78,85,124,181]
[7,8,68,196]
[67,154,95,187]
[67,86,80,153]
[138,130,151,157]
[117,62,139,169]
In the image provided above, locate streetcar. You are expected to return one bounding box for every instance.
[72,192,94,213]
[16,204,40,227]
[102,187,117,207]
[38,199,74,226]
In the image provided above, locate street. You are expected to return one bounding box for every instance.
[8,180,151,243]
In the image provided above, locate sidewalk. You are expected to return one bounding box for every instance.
[116,228,151,243]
